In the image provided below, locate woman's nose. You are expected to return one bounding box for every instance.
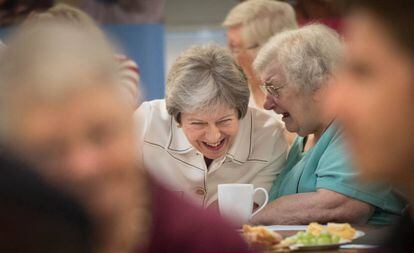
[205,125,221,142]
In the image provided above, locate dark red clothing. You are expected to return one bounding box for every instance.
[144,181,252,253]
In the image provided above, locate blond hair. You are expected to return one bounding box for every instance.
[26,3,104,38]
[0,21,120,141]
[223,0,297,48]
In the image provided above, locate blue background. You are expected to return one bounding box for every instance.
[0,24,166,101]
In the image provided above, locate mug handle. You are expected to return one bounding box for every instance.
[251,187,269,217]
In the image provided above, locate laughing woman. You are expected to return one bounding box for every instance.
[135,44,288,208]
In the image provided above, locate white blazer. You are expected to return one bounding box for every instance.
[135,99,288,207]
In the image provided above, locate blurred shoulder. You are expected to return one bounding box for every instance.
[134,99,172,141]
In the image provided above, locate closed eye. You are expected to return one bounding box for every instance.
[190,122,206,125]
[217,119,232,125]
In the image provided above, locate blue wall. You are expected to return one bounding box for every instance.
[0,24,165,101]
[104,24,165,101]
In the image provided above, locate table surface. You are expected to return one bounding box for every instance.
[265,225,391,253]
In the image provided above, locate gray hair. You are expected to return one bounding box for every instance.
[223,0,297,48]
[166,44,249,122]
[254,24,344,92]
[0,21,121,141]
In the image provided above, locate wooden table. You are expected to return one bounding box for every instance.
[268,225,390,253]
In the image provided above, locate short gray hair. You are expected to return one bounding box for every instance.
[223,0,297,48]
[254,24,344,92]
[166,44,249,122]
[0,21,120,141]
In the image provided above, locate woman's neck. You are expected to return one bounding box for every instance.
[314,115,335,142]
[204,156,213,169]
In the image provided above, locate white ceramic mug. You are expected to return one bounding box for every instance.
[218,183,269,226]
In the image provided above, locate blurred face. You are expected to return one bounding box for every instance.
[227,25,259,78]
[180,105,239,160]
[10,85,143,252]
[330,13,414,183]
[261,62,320,137]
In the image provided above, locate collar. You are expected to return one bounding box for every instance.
[225,110,252,163]
[167,117,194,154]
[166,110,253,163]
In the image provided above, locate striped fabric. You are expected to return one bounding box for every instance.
[115,54,141,109]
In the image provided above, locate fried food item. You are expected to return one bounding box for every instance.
[306,222,325,236]
[242,225,283,250]
[326,223,356,241]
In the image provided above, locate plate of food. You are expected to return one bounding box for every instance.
[242,222,364,252]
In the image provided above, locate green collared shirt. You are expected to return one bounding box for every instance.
[269,123,405,225]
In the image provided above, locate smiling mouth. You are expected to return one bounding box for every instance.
[202,139,226,151]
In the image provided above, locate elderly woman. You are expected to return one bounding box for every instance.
[250,24,404,225]
[136,44,288,208]
[0,21,250,253]
[223,0,297,110]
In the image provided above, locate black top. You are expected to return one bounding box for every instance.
[382,210,414,253]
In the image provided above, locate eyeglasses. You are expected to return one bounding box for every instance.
[260,82,286,98]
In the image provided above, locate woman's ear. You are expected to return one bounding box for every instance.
[312,76,335,102]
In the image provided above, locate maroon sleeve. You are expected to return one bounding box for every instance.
[145,180,253,253]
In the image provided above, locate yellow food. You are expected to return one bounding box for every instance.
[306,222,325,236]
[242,225,283,249]
[326,223,356,241]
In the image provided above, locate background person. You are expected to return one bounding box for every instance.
[223,0,297,111]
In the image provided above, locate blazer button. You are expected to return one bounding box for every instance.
[195,187,206,196]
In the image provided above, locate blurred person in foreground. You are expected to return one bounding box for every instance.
[0,153,93,253]
[27,3,141,109]
[135,44,287,209]
[329,0,414,251]
[223,0,297,112]
[0,21,251,253]
[250,24,404,225]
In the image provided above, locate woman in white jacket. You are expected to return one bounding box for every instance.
[135,44,288,208]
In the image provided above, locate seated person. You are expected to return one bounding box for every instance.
[0,21,251,253]
[135,44,288,208]
[250,24,405,225]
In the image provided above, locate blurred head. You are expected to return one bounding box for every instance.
[25,3,141,109]
[25,3,104,38]
[0,22,149,253]
[329,0,414,185]
[254,24,343,137]
[165,44,249,159]
[223,0,297,78]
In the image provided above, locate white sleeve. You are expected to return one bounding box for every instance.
[250,113,288,205]
[133,101,152,161]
